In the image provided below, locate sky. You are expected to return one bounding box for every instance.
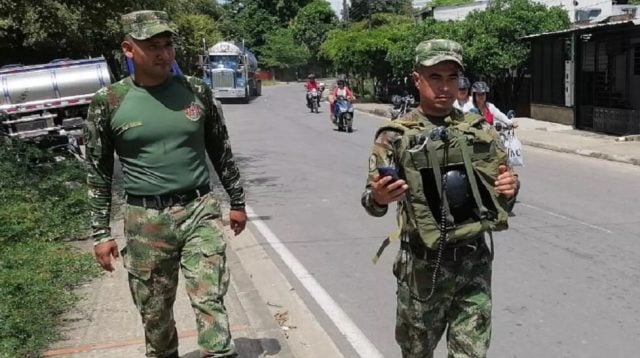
[329,0,342,16]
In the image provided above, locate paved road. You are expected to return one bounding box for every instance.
[218,83,640,358]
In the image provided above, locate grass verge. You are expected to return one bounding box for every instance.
[0,242,99,357]
[0,140,100,357]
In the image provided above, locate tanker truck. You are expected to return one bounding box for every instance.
[0,57,112,148]
[201,41,261,102]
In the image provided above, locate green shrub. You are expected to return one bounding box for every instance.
[0,141,90,244]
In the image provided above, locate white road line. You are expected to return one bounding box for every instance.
[519,203,613,234]
[246,206,384,358]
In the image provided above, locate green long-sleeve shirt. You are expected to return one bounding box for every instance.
[83,75,245,244]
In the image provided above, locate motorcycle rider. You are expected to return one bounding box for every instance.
[471,81,520,214]
[454,76,473,113]
[471,81,516,128]
[329,79,355,124]
[304,73,322,108]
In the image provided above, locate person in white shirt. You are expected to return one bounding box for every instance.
[453,77,473,113]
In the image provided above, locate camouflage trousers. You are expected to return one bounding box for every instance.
[121,193,236,358]
[393,240,492,358]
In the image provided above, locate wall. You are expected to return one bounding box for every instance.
[630,37,640,110]
[538,0,613,22]
[531,103,574,125]
[433,2,488,21]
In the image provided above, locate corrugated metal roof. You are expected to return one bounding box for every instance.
[521,18,640,40]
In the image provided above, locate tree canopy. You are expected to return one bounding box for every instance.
[260,27,310,69]
[347,0,413,22]
[321,13,413,79]
[291,1,338,61]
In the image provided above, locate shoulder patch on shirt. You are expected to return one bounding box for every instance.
[369,154,378,172]
[184,101,204,121]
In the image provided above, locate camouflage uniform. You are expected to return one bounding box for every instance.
[84,11,243,358]
[362,40,505,358]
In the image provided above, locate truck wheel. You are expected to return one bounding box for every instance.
[243,88,250,104]
[256,81,262,96]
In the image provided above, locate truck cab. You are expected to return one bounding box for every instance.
[201,41,261,102]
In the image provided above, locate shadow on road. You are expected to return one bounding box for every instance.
[181,337,282,358]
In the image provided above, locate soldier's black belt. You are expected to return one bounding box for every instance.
[401,236,484,262]
[126,185,210,210]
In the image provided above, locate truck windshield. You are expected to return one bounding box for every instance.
[209,55,238,70]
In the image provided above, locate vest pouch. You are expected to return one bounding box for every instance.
[472,164,509,231]
[469,132,493,161]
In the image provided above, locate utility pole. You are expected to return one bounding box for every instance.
[367,0,372,30]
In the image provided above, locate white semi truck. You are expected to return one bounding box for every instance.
[201,41,261,102]
[0,57,112,147]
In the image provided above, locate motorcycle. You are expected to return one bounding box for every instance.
[306,83,325,113]
[389,93,414,120]
[334,95,354,132]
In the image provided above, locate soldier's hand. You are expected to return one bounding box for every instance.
[229,208,247,236]
[94,240,119,272]
[495,165,517,198]
[371,174,409,205]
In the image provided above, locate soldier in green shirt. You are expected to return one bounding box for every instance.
[84,10,246,358]
[361,40,518,357]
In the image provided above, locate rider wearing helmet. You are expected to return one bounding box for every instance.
[305,74,319,108]
[329,79,355,123]
[453,77,473,113]
[471,81,515,128]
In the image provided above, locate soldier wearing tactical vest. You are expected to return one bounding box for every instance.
[361,39,517,357]
[85,10,246,358]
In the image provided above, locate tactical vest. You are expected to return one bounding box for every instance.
[386,111,510,250]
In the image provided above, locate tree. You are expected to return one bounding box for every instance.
[291,1,338,61]
[321,13,413,92]
[347,0,413,22]
[462,0,570,108]
[173,13,222,75]
[218,2,280,57]
[386,18,467,77]
[260,27,310,70]
[222,0,313,25]
[0,0,225,70]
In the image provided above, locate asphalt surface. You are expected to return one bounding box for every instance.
[219,83,640,358]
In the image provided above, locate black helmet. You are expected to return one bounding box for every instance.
[471,81,490,93]
[337,79,345,86]
[458,77,470,90]
[444,169,471,209]
[308,73,316,79]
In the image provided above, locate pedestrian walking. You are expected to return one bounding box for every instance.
[84,10,246,358]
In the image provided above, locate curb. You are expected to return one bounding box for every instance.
[519,140,640,167]
[355,107,389,119]
[226,245,295,357]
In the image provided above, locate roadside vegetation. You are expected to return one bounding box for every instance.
[0,141,100,357]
